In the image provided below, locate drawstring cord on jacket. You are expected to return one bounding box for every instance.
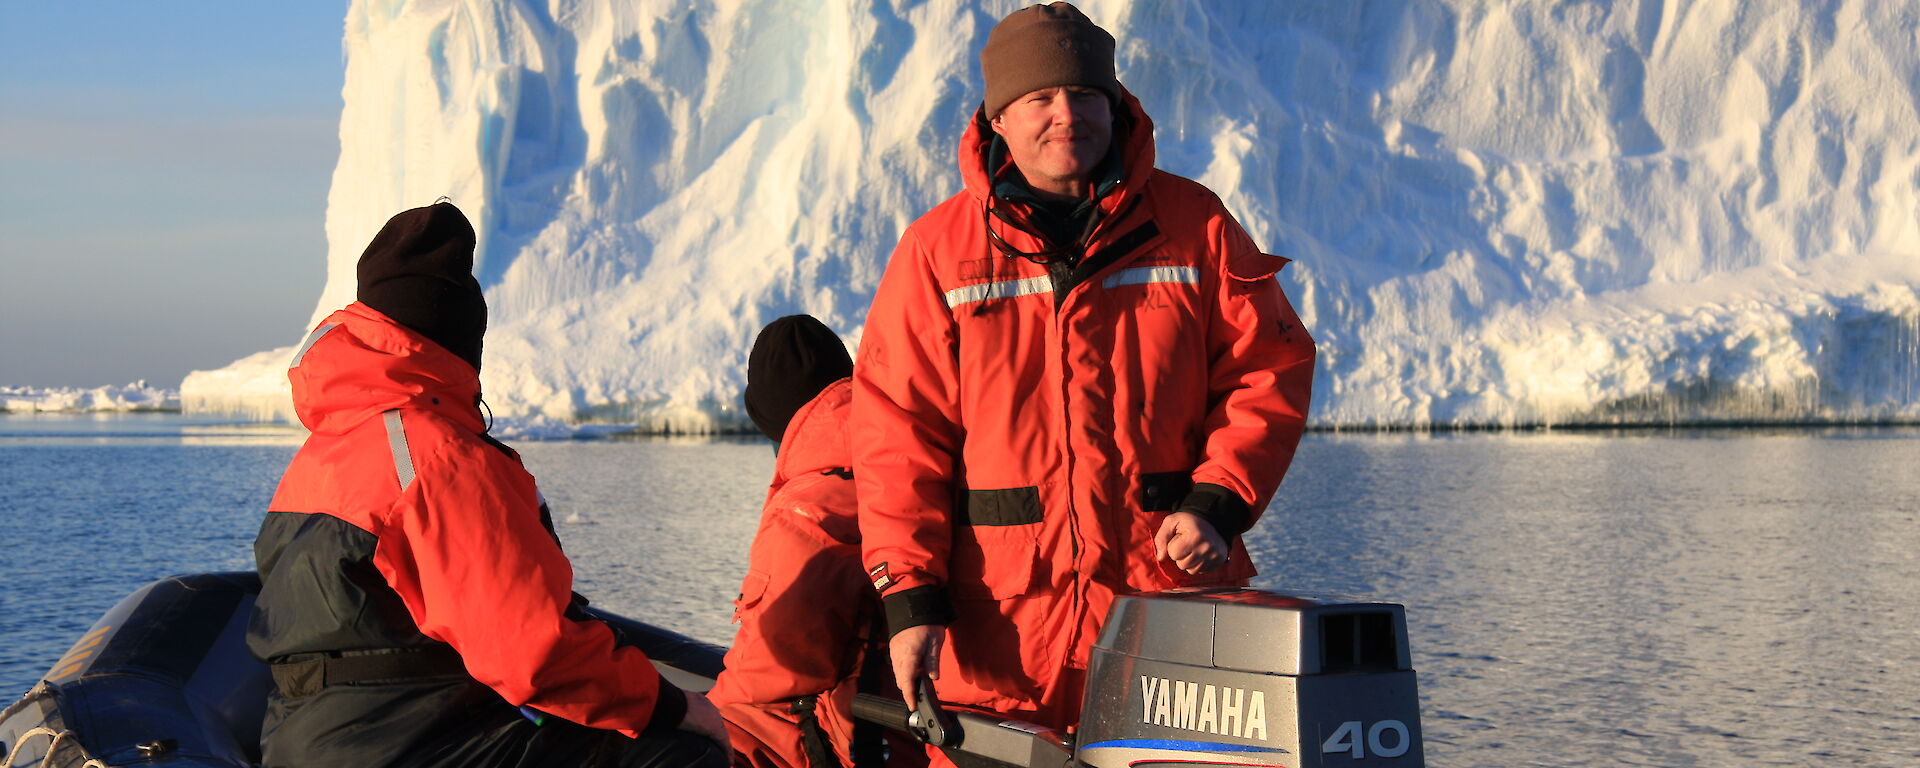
[982,189,1108,264]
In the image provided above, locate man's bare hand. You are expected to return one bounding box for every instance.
[889,623,945,707]
[678,691,730,747]
[1154,512,1228,574]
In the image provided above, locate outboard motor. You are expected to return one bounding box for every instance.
[853,589,1424,768]
[1076,590,1423,768]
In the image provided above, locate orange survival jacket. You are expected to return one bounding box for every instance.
[852,90,1316,723]
[266,302,682,736]
[709,379,872,768]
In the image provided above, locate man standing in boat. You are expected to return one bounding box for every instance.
[852,1,1317,747]
[248,201,729,767]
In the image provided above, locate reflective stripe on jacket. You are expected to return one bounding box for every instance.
[253,302,682,747]
[852,89,1316,720]
[710,378,872,768]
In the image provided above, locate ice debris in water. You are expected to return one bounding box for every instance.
[2,382,180,413]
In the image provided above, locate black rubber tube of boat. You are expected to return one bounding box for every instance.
[850,692,912,732]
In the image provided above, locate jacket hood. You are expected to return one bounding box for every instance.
[960,85,1156,207]
[770,378,853,490]
[287,302,486,436]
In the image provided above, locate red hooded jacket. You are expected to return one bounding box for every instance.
[258,302,682,740]
[853,90,1316,724]
[708,379,872,768]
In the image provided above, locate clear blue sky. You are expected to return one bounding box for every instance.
[0,2,347,388]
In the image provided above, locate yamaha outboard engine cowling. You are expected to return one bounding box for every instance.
[1075,589,1423,768]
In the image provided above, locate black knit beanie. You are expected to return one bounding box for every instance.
[356,201,488,371]
[744,315,852,443]
[981,2,1119,119]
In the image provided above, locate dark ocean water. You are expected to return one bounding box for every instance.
[3,413,1916,767]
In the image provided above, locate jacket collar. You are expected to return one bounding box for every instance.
[287,302,486,436]
[770,378,853,490]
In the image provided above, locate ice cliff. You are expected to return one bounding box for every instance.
[184,0,1920,429]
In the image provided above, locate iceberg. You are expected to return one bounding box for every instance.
[183,0,1920,429]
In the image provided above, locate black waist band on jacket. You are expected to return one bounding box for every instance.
[269,645,469,698]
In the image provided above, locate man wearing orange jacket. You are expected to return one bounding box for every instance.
[852,2,1317,739]
[708,315,870,768]
[249,201,729,767]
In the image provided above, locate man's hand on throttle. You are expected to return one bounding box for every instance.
[889,623,945,707]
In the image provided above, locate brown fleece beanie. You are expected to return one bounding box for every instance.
[981,2,1119,119]
[356,201,488,371]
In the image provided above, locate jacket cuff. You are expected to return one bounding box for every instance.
[644,675,689,731]
[882,585,955,637]
[1176,482,1252,538]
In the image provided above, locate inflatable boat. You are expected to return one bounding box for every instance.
[1,573,1424,767]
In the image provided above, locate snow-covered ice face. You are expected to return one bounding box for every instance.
[990,85,1113,200]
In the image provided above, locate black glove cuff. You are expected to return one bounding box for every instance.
[1176,482,1252,538]
[645,675,689,730]
[882,585,956,637]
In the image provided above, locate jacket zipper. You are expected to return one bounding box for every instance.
[1049,197,1130,675]
[1053,288,1086,675]
[1010,188,1141,676]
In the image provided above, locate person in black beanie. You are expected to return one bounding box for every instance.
[744,315,855,443]
[250,201,730,768]
[709,315,890,768]
[355,200,489,370]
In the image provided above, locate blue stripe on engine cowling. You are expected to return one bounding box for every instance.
[1079,739,1289,754]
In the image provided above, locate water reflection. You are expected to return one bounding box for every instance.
[0,411,305,445]
[2,421,1915,766]
[1257,430,1920,766]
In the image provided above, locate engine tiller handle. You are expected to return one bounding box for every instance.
[907,676,960,747]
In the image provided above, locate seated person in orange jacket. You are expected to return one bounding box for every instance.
[250,201,730,768]
[708,316,880,768]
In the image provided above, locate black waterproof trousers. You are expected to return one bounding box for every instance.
[262,680,723,767]
[252,512,727,768]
